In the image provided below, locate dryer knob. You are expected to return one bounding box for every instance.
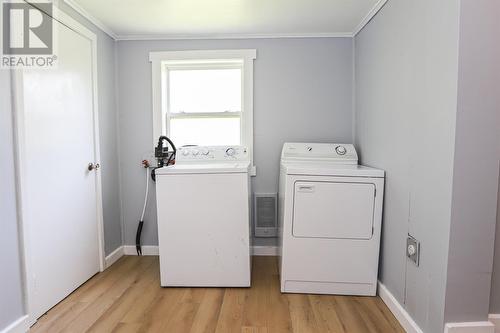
[192,149,200,156]
[335,145,347,155]
[225,147,236,156]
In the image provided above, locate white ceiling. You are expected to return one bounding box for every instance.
[65,0,386,40]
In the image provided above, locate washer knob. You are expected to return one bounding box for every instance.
[335,145,347,155]
[201,148,209,155]
[182,149,189,156]
[225,147,236,156]
[192,149,199,156]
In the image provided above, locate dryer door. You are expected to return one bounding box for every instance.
[292,181,375,239]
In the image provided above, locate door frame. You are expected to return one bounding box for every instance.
[10,4,105,326]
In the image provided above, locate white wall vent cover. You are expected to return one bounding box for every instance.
[254,193,278,237]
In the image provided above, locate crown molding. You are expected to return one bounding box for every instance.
[63,0,117,39]
[115,32,353,41]
[352,0,388,36]
[62,0,387,41]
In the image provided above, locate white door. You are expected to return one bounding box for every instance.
[17,13,102,320]
[292,181,375,239]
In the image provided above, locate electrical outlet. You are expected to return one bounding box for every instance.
[407,235,420,266]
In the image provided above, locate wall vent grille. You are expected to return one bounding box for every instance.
[254,193,277,237]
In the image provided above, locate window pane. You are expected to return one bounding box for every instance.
[169,68,241,113]
[170,117,240,147]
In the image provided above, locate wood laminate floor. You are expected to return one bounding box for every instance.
[30,256,403,333]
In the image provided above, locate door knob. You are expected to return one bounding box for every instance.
[88,163,100,171]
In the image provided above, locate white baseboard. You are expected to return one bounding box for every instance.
[104,246,124,268]
[121,245,278,256]
[377,281,424,333]
[0,315,29,333]
[252,245,278,256]
[123,245,159,255]
[444,321,495,333]
[488,315,500,333]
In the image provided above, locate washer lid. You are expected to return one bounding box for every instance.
[282,162,384,178]
[155,162,250,175]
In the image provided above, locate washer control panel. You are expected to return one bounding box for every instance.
[281,143,358,164]
[176,146,248,162]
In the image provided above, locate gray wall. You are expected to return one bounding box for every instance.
[116,38,353,247]
[354,1,460,332]
[0,71,25,331]
[58,3,122,255]
[445,0,500,321]
[491,177,500,313]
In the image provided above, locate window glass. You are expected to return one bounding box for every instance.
[170,117,240,147]
[169,68,241,114]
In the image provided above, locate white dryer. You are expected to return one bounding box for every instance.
[278,143,384,296]
[155,146,251,287]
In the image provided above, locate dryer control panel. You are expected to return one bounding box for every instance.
[281,142,358,164]
[177,146,249,162]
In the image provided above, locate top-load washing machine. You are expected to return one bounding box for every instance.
[155,146,251,287]
[278,142,384,296]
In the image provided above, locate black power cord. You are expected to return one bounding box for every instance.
[136,136,176,255]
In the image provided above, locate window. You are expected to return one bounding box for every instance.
[150,50,256,172]
[168,65,242,147]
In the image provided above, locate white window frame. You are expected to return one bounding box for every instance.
[149,49,257,175]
